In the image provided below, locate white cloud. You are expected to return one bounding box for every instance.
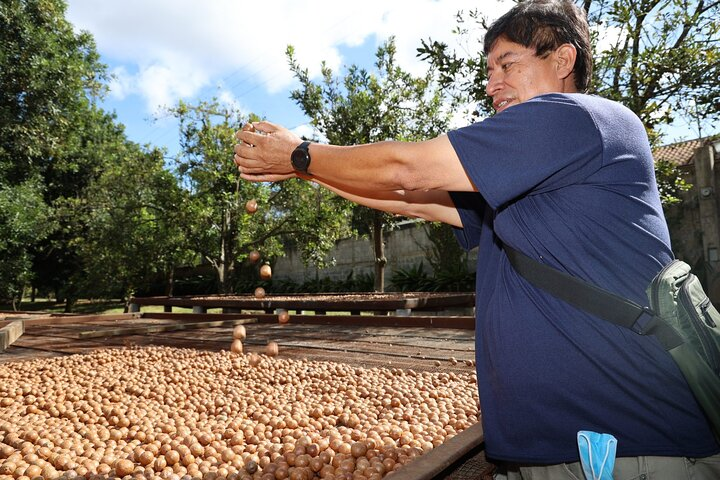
[216,89,245,113]
[67,0,510,115]
[107,66,134,100]
[138,62,209,115]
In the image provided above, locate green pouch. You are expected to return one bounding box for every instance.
[647,260,720,439]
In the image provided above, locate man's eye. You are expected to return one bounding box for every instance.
[501,62,513,71]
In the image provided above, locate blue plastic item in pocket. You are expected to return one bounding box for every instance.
[577,430,617,480]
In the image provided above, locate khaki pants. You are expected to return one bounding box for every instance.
[494,453,720,480]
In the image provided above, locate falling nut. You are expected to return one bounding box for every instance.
[265,341,279,357]
[230,339,244,354]
[245,199,258,214]
[232,325,246,340]
[259,264,272,280]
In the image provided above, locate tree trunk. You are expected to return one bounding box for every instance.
[216,262,227,294]
[64,297,76,313]
[15,285,25,310]
[372,212,387,292]
[165,267,175,297]
[218,208,235,294]
[12,290,20,311]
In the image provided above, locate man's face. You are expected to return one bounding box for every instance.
[485,36,568,114]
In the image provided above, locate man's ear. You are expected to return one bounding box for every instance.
[555,43,577,81]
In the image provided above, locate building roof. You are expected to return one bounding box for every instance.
[653,134,720,166]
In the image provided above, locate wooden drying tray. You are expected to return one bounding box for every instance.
[128,292,476,315]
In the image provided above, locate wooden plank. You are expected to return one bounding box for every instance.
[146,312,475,329]
[129,292,475,312]
[141,312,258,321]
[3,315,475,372]
[0,310,76,316]
[0,320,24,351]
[77,317,258,339]
[24,313,142,327]
[255,314,475,329]
[388,421,485,480]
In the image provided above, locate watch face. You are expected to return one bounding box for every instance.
[291,146,310,172]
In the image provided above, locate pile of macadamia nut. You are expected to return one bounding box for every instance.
[0,346,479,480]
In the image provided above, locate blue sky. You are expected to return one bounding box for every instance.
[65,0,714,159]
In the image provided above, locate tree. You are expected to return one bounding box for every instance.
[0,179,54,307]
[29,103,145,309]
[0,0,107,184]
[288,38,453,291]
[1,0,114,308]
[169,100,353,293]
[585,0,720,141]
[74,145,192,302]
[417,0,719,203]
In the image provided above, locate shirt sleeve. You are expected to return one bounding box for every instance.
[447,94,603,209]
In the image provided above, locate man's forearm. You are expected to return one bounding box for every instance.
[308,138,474,192]
[311,176,463,227]
[308,142,409,191]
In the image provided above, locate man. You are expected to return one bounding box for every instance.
[233,1,720,478]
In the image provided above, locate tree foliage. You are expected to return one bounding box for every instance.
[31,105,146,306]
[586,0,720,140]
[169,100,353,293]
[75,145,191,300]
[0,0,107,183]
[287,38,453,291]
[0,0,112,306]
[0,0,197,308]
[0,179,54,306]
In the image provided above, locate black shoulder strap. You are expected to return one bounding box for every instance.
[503,244,684,349]
[503,244,649,329]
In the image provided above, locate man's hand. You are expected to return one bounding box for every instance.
[234,121,301,180]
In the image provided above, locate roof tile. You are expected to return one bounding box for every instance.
[653,134,720,166]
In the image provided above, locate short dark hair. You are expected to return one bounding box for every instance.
[484,0,592,92]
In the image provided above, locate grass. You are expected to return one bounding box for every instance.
[0,298,237,316]
[0,299,180,315]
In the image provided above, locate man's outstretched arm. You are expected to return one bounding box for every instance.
[234,121,477,193]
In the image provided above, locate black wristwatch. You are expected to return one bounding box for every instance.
[291,141,312,174]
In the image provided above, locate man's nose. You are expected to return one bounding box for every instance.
[486,73,502,97]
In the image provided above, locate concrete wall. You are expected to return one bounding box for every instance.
[274,221,477,286]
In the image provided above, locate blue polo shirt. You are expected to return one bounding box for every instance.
[448,93,719,463]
